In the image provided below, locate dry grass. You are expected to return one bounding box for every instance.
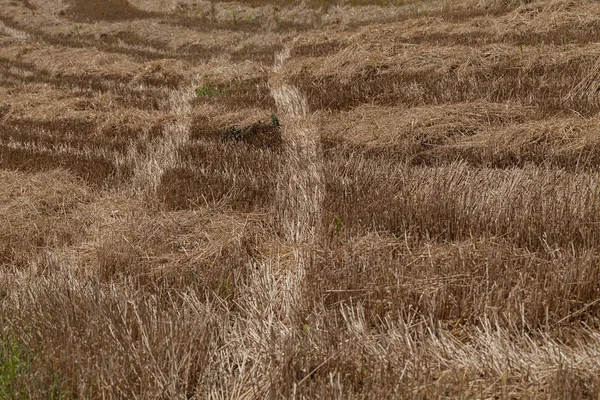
[2,0,600,398]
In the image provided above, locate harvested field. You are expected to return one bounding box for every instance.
[2,0,600,398]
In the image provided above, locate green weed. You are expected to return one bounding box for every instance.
[0,338,70,399]
[270,113,280,128]
[0,338,32,399]
[195,83,219,97]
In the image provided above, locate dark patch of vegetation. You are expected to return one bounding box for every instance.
[192,77,276,110]
[157,139,278,211]
[0,116,157,155]
[0,145,126,187]
[407,23,600,47]
[190,114,282,149]
[291,40,344,58]
[291,55,600,116]
[64,0,157,22]
[231,44,284,64]
[20,0,37,11]
[0,105,10,119]
[222,114,282,148]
